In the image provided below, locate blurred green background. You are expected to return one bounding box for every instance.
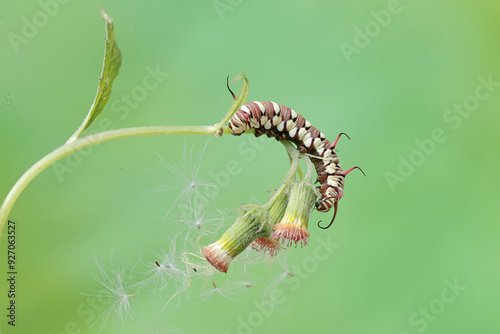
[1,0,499,333]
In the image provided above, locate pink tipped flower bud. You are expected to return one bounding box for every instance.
[203,188,290,272]
[251,237,283,256]
[203,241,234,273]
[203,204,270,273]
[272,182,318,247]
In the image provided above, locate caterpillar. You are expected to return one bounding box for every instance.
[228,99,362,229]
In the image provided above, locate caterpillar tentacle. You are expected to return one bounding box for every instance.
[229,101,358,225]
[317,201,339,230]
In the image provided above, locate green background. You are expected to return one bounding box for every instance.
[1,0,499,333]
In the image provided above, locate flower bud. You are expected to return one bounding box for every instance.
[251,236,282,256]
[203,186,290,272]
[250,189,289,256]
[203,204,270,273]
[272,182,318,247]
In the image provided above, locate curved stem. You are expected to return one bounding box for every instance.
[303,155,315,184]
[262,141,301,210]
[0,125,250,240]
[213,73,249,135]
[0,68,253,241]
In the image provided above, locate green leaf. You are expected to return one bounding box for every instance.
[67,9,122,143]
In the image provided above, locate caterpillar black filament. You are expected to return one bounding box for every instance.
[228,101,362,229]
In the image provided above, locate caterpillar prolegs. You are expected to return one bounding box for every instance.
[228,100,363,229]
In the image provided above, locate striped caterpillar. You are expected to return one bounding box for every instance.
[228,100,362,229]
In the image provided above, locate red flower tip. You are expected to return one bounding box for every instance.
[272,222,310,247]
[251,237,283,256]
[202,243,233,273]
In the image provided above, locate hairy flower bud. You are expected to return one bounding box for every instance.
[203,204,270,273]
[251,236,282,256]
[203,186,290,272]
[250,188,289,256]
[203,140,319,272]
[272,181,318,247]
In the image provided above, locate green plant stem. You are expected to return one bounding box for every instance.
[303,155,315,184]
[0,125,252,240]
[262,141,301,210]
[213,73,249,135]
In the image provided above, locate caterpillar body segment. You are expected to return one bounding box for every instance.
[229,101,358,226]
